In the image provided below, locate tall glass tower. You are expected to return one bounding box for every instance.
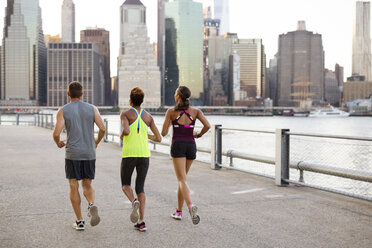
[62,0,75,43]
[214,0,230,35]
[165,0,203,105]
[353,1,371,81]
[1,0,47,105]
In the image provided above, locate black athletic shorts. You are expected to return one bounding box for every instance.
[171,141,197,160]
[65,159,96,180]
[120,157,149,194]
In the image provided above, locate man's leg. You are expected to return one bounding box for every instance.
[82,179,95,204]
[69,179,82,220]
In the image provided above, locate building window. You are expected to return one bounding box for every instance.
[124,9,128,23]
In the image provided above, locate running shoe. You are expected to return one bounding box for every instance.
[72,220,85,231]
[190,205,200,225]
[171,209,183,220]
[87,205,100,226]
[134,222,147,232]
[130,199,140,223]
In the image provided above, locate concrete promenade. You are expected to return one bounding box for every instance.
[0,126,372,248]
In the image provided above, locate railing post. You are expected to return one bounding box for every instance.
[120,118,123,147]
[16,113,20,125]
[37,114,40,127]
[34,114,37,126]
[275,129,290,186]
[299,169,304,183]
[50,114,54,130]
[104,119,108,142]
[211,124,222,170]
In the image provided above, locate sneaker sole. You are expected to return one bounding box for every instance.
[171,214,182,220]
[130,201,140,223]
[191,206,200,225]
[72,225,85,231]
[89,206,100,226]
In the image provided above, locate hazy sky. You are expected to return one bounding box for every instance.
[0,0,358,78]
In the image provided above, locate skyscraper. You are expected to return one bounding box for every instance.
[352,1,371,81]
[165,0,204,105]
[47,42,102,106]
[62,0,75,43]
[118,0,161,108]
[277,21,324,107]
[158,0,169,106]
[81,28,111,105]
[232,39,266,98]
[1,0,47,106]
[214,0,229,35]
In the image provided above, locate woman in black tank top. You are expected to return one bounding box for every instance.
[161,86,211,225]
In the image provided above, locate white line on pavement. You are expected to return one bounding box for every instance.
[231,188,266,195]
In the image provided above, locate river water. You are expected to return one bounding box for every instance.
[2,113,371,198]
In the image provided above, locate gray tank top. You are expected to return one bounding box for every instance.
[62,101,96,160]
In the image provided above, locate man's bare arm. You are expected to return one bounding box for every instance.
[53,109,66,148]
[94,106,106,147]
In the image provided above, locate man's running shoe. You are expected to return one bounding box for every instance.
[171,209,183,220]
[134,222,147,232]
[72,220,85,231]
[130,199,140,223]
[88,205,100,226]
[190,205,200,225]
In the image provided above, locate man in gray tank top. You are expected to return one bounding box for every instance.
[53,82,106,231]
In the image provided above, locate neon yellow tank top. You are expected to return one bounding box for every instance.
[122,108,151,158]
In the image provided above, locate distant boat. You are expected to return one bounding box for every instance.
[309,106,350,117]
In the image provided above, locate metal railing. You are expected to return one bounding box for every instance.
[0,113,54,129]
[2,116,371,201]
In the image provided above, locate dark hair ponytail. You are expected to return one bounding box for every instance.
[175,86,191,111]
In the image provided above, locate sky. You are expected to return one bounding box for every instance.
[0,0,358,79]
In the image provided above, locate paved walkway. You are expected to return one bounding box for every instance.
[0,126,372,248]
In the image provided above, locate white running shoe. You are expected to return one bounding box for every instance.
[130,199,140,223]
[88,205,100,226]
[72,220,85,231]
[171,209,183,220]
[190,205,200,225]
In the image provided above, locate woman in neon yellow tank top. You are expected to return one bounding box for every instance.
[119,87,162,232]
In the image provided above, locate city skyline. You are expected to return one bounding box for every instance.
[0,0,362,80]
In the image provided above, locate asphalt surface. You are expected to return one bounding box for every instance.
[0,126,371,248]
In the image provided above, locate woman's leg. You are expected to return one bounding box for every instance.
[177,159,193,211]
[173,157,192,208]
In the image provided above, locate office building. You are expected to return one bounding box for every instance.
[118,0,161,108]
[325,69,341,106]
[158,0,169,105]
[232,38,266,98]
[1,0,47,106]
[343,80,372,102]
[165,0,204,105]
[62,0,75,43]
[81,28,111,105]
[352,1,371,81]
[47,42,103,106]
[277,21,324,106]
[266,56,278,104]
[214,0,229,35]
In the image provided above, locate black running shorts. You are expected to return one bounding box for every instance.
[171,141,197,160]
[65,159,96,180]
[120,157,149,194]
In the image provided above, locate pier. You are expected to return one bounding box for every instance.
[0,125,371,247]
